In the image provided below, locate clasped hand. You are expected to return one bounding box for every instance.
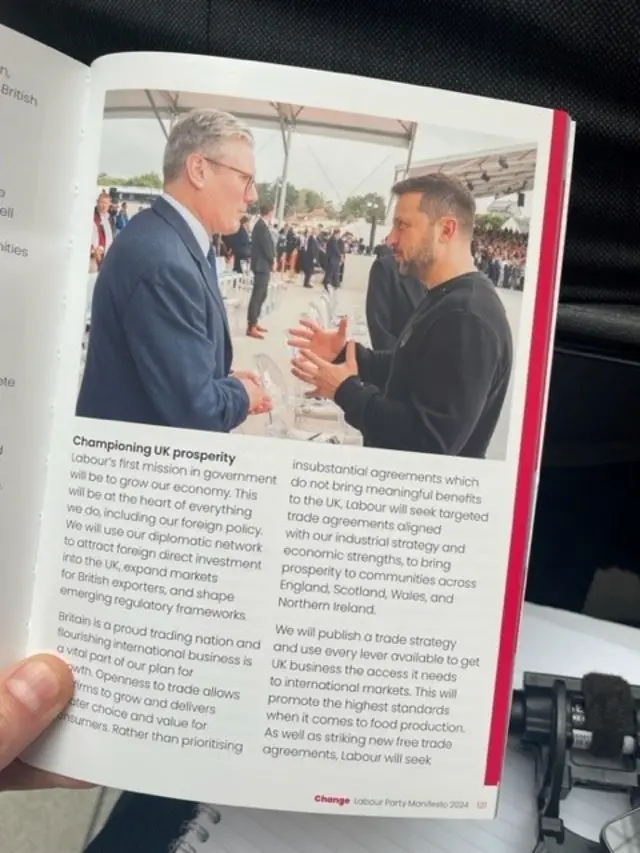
[232,370,273,415]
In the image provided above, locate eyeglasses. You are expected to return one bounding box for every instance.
[202,157,256,194]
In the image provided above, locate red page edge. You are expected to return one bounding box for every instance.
[483,109,571,787]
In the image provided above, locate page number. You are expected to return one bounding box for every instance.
[476,801,488,809]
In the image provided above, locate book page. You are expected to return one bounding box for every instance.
[0,25,88,666]
[25,51,566,816]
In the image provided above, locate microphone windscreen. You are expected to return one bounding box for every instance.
[582,672,635,759]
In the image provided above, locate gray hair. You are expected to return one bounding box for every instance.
[162,108,254,182]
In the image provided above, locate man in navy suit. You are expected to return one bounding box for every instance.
[247,203,275,339]
[300,227,319,288]
[77,108,270,432]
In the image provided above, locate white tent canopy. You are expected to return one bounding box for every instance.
[104,91,417,148]
[103,90,418,221]
[393,143,537,199]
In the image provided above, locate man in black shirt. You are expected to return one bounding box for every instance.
[289,173,513,459]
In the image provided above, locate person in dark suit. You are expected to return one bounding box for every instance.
[284,226,299,277]
[300,227,319,288]
[365,252,424,349]
[324,228,344,289]
[373,241,392,259]
[248,203,275,339]
[223,215,251,274]
[77,108,271,432]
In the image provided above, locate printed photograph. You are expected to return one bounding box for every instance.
[78,89,537,460]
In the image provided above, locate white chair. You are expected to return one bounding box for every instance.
[253,352,357,443]
[309,298,332,329]
[320,286,339,325]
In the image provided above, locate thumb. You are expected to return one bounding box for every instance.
[338,316,348,338]
[346,339,357,368]
[0,654,74,771]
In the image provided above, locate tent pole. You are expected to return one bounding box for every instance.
[403,122,417,177]
[144,90,170,141]
[276,120,292,224]
[386,123,417,221]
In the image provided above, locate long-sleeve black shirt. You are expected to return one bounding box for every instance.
[365,254,424,350]
[334,271,513,458]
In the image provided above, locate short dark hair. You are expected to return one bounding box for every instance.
[260,203,274,217]
[392,173,476,233]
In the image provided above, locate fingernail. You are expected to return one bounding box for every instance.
[6,661,62,714]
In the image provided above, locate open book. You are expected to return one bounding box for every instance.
[0,23,573,818]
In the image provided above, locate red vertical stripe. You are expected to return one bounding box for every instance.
[484,110,570,786]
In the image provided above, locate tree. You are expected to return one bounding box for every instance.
[252,182,277,212]
[97,172,163,188]
[296,188,326,213]
[324,200,340,221]
[129,172,163,188]
[281,184,299,217]
[340,192,386,222]
[250,181,299,219]
[97,174,123,187]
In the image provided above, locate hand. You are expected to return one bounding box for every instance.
[237,376,272,415]
[232,371,272,414]
[0,653,90,791]
[292,339,359,400]
[231,369,261,385]
[287,316,348,364]
[249,396,273,415]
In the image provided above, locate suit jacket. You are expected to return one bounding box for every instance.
[223,225,251,261]
[250,217,275,273]
[365,253,425,350]
[301,235,319,269]
[76,197,249,432]
[326,235,343,270]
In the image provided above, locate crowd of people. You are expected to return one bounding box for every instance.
[93,186,528,300]
[271,225,369,273]
[90,191,528,347]
[216,219,528,296]
[217,219,360,301]
[472,227,527,291]
[219,220,369,281]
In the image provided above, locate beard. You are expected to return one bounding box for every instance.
[398,258,419,277]
[397,231,435,280]
[399,252,433,280]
